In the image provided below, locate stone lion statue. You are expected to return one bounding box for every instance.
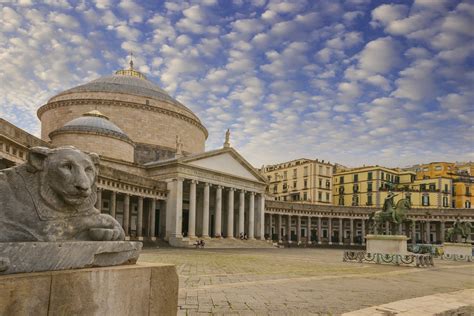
[0,146,125,242]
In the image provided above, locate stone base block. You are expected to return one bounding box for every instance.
[0,241,142,275]
[0,263,178,316]
[366,235,408,255]
[441,243,473,262]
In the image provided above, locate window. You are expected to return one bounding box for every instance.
[283,183,287,191]
[303,192,307,200]
[367,182,373,192]
[395,176,400,183]
[354,174,358,182]
[367,194,373,206]
[326,192,330,201]
[326,180,330,189]
[339,186,344,193]
[304,166,308,177]
[466,201,471,208]
[319,179,322,187]
[423,167,429,172]
[267,175,272,181]
[381,172,384,180]
[326,166,330,175]
[273,185,278,193]
[283,171,287,180]
[422,195,430,206]
[304,179,308,188]
[352,195,359,206]
[318,191,322,201]
[466,187,471,195]
[368,172,373,180]
[319,166,323,174]
[420,184,427,191]
[338,196,344,205]
[293,181,297,189]
[444,184,448,192]
[429,184,436,191]
[340,176,344,184]
[386,174,390,181]
[442,196,449,207]
[353,184,359,193]
[293,169,297,178]
[434,166,442,171]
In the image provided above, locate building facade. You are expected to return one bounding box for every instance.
[262,158,333,204]
[0,62,267,247]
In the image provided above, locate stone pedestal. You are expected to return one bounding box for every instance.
[366,235,408,255]
[0,241,142,275]
[0,263,178,316]
[442,243,473,261]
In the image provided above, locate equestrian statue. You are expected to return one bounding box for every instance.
[368,191,413,235]
[446,217,473,243]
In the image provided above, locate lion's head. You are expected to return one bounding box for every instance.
[27,146,100,211]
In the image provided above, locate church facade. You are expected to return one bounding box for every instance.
[0,62,267,247]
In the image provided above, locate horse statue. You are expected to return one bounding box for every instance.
[446,218,473,243]
[368,192,412,235]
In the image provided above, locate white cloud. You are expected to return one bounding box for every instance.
[358,37,401,74]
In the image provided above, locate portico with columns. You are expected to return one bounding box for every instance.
[145,147,267,247]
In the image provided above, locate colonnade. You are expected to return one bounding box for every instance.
[167,178,266,240]
[95,188,163,240]
[265,214,463,245]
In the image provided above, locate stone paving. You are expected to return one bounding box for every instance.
[139,248,474,315]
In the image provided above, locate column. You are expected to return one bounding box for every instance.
[398,223,403,235]
[268,214,273,239]
[307,216,312,244]
[188,180,197,238]
[150,198,156,239]
[338,218,343,245]
[248,192,255,239]
[166,178,183,239]
[238,190,245,236]
[361,218,366,245]
[258,194,265,240]
[278,214,282,241]
[202,183,210,238]
[123,194,130,237]
[110,191,116,218]
[328,218,333,245]
[296,216,301,243]
[440,221,445,243]
[350,218,354,245]
[411,220,417,245]
[95,188,102,211]
[215,186,222,237]
[318,217,322,245]
[385,220,390,235]
[226,188,235,238]
[426,220,431,244]
[286,214,291,242]
[137,196,143,239]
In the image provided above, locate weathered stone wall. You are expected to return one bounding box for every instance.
[0,263,178,316]
[134,142,181,164]
[51,132,134,162]
[38,94,207,154]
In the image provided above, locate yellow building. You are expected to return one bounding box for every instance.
[333,166,414,208]
[409,161,473,209]
[262,158,333,204]
[411,162,456,180]
[333,166,453,208]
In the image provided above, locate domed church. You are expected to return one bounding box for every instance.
[0,60,267,247]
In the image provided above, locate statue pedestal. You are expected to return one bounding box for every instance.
[366,235,408,255]
[0,263,178,315]
[442,243,473,262]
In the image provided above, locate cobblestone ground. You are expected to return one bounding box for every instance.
[139,248,474,315]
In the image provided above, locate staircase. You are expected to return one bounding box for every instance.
[198,238,276,249]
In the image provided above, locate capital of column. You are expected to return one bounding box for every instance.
[228,187,236,191]
[203,182,210,187]
[190,179,198,184]
[249,191,256,196]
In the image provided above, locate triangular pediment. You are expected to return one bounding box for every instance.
[183,149,265,182]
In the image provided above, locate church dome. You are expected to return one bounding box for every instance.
[37,60,208,161]
[49,110,135,162]
[49,110,131,142]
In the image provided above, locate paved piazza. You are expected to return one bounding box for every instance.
[139,248,474,315]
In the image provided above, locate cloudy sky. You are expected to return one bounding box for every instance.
[0,0,473,168]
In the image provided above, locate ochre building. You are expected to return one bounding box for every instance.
[262,158,333,204]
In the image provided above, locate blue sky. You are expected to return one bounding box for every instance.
[0,0,473,168]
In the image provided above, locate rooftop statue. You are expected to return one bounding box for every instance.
[369,191,412,235]
[0,146,125,242]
